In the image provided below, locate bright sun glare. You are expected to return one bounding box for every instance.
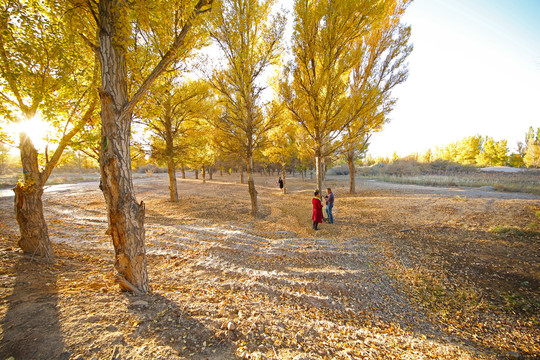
[6,115,53,151]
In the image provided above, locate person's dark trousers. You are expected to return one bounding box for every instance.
[313,221,319,230]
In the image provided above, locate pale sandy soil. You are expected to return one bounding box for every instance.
[0,173,538,360]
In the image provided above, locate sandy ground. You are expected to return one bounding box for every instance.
[0,173,539,360]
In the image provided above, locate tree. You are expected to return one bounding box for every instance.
[0,0,98,258]
[341,0,412,193]
[455,135,483,165]
[206,0,285,215]
[139,77,210,201]
[262,110,297,194]
[421,148,433,163]
[281,0,384,191]
[183,119,217,183]
[476,137,508,166]
[523,127,540,168]
[76,0,214,293]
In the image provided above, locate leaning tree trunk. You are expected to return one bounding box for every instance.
[98,0,148,294]
[247,155,258,215]
[13,133,53,259]
[347,145,356,194]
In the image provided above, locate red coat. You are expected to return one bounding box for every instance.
[312,197,323,223]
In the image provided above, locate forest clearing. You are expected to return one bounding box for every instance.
[0,174,538,360]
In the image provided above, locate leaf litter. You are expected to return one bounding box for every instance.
[0,174,538,359]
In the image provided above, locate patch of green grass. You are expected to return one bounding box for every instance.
[500,291,539,314]
[491,225,540,238]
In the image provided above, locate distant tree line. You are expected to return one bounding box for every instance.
[363,127,540,168]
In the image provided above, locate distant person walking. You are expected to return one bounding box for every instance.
[278,176,284,194]
[312,190,323,230]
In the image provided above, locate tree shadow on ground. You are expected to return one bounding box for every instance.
[125,292,239,359]
[0,253,69,360]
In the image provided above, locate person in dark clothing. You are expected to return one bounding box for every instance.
[278,176,284,194]
[312,190,323,230]
[325,188,334,224]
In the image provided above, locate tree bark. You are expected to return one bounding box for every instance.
[195,169,199,179]
[165,95,178,202]
[181,163,186,179]
[167,158,179,202]
[347,145,356,194]
[202,167,206,183]
[281,165,287,195]
[247,155,258,215]
[315,152,323,191]
[98,0,148,294]
[13,134,53,259]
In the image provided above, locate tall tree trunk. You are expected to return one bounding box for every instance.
[315,151,323,191]
[247,155,258,215]
[195,169,199,179]
[209,167,213,180]
[13,134,53,259]
[281,164,287,195]
[202,167,206,183]
[347,145,356,194]
[220,167,223,176]
[77,151,83,177]
[167,158,179,202]
[165,95,178,202]
[98,0,148,294]
[181,163,186,179]
[322,158,326,183]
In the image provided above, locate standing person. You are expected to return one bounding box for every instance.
[278,176,284,194]
[312,190,323,230]
[325,188,335,224]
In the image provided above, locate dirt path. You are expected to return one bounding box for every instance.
[0,174,538,359]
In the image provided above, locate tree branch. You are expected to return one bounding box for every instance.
[41,95,98,183]
[80,32,100,57]
[122,0,214,119]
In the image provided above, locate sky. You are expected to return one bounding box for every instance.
[367,0,540,158]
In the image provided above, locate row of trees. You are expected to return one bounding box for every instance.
[0,0,413,293]
[365,127,539,168]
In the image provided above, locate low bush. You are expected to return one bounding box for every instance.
[135,164,168,174]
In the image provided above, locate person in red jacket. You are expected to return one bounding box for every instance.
[312,190,323,230]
